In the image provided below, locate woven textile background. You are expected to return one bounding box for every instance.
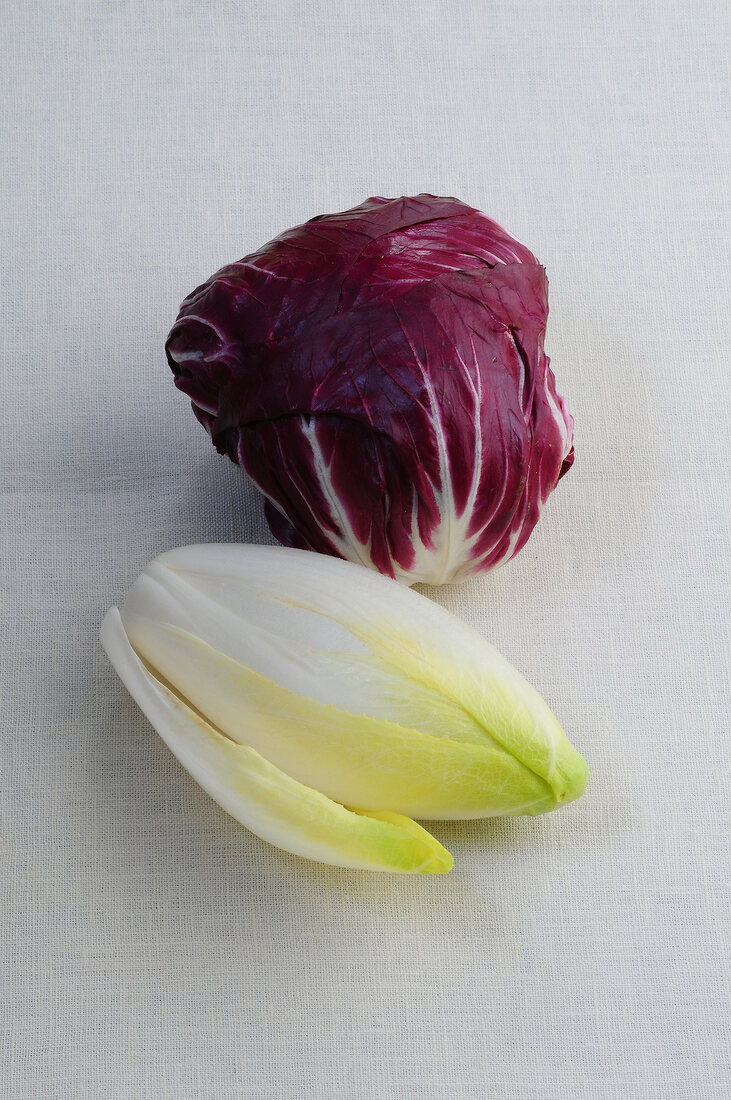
[2,2,729,1097]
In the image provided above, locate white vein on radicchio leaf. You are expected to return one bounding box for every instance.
[166,195,574,585]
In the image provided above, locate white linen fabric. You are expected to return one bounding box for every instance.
[2,1,729,1097]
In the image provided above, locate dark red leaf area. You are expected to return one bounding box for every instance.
[166,195,573,579]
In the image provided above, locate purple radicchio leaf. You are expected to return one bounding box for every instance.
[166,194,574,584]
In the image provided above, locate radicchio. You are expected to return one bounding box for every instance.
[166,195,574,584]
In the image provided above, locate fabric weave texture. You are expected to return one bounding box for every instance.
[2,1,729,1097]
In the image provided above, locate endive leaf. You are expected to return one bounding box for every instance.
[100,608,452,874]
[122,545,587,807]
[121,559,494,746]
[121,619,556,819]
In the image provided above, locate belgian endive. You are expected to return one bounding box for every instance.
[101,545,587,873]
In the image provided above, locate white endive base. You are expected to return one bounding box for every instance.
[101,607,452,874]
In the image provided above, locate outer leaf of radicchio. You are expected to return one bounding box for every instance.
[166,195,574,584]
